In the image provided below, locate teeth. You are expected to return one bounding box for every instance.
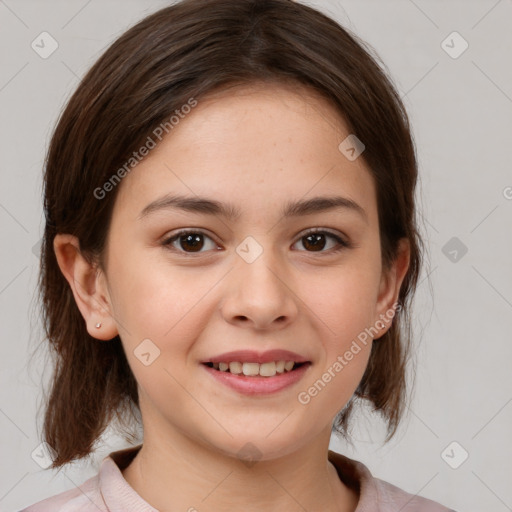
[258,362,276,377]
[229,362,243,374]
[243,362,260,376]
[211,360,300,377]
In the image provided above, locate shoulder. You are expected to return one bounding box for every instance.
[328,450,457,512]
[371,475,456,511]
[19,473,107,512]
[19,445,149,512]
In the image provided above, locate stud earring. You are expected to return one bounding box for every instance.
[95,322,102,329]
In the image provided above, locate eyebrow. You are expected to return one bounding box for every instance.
[138,193,368,224]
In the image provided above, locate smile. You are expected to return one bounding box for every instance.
[201,361,312,395]
[204,360,305,377]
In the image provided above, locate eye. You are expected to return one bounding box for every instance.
[162,230,219,253]
[162,228,352,255]
[292,229,351,253]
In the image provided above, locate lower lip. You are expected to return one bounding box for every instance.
[201,363,311,395]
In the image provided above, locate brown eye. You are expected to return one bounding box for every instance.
[163,230,218,253]
[302,232,328,251]
[177,233,204,252]
[293,230,350,253]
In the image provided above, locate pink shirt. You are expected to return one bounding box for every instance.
[20,445,455,511]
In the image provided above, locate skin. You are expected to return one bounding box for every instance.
[54,82,410,512]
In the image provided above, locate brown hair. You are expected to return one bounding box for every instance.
[35,0,425,469]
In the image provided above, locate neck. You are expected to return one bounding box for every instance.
[121,425,359,512]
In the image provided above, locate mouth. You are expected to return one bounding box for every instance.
[202,361,310,378]
[201,360,312,395]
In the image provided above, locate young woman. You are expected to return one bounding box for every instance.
[22,0,454,510]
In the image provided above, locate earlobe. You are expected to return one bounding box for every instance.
[53,234,118,341]
[373,238,410,340]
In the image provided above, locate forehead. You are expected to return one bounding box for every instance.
[111,83,377,226]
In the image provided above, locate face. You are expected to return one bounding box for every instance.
[72,83,407,461]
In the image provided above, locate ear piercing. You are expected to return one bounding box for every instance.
[95,322,102,329]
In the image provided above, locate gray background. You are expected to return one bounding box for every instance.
[1,0,511,510]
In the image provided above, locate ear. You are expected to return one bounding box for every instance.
[53,233,118,341]
[373,238,410,340]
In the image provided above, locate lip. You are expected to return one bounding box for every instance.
[202,349,310,364]
[201,361,312,395]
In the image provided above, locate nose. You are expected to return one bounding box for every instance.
[220,251,299,331]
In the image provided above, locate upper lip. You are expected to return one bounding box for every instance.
[202,349,310,364]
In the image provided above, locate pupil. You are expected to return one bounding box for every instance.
[182,234,203,252]
[304,233,325,251]
[179,233,326,252]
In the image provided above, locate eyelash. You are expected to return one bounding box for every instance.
[161,228,352,255]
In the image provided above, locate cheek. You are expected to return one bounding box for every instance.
[307,261,381,343]
[108,245,221,339]
[296,347,371,427]
[301,257,378,413]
